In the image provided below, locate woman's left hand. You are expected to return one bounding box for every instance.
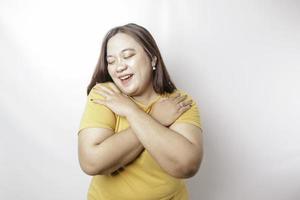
[91,82,140,117]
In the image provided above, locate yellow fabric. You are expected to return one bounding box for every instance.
[78,82,202,200]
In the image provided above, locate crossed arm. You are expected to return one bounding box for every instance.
[79,83,203,178]
[126,110,203,178]
[78,84,203,178]
[78,127,144,175]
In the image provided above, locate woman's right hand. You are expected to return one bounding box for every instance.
[150,92,193,127]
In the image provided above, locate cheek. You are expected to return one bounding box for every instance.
[107,66,115,77]
[134,57,151,75]
[133,54,149,67]
[136,67,152,82]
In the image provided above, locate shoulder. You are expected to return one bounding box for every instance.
[167,88,201,115]
[164,88,195,101]
[89,82,114,99]
[90,82,112,91]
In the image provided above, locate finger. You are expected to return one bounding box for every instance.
[91,98,106,106]
[181,99,193,107]
[176,99,192,110]
[178,104,192,113]
[107,82,121,93]
[174,94,188,104]
[177,101,191,109]
[95,84,114,95]
[93,88,110,98]
[99,85,115,95]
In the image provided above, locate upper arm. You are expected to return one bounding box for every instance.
[78,127,114,146]
[169,123,203,149]
[78,83,116,133]
[78,128,114,165]
[77,83,117,173]
[78,127,114,174]
[169,91,203,161]
[169,122,203,178]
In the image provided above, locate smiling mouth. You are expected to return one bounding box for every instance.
[119,74,134,86]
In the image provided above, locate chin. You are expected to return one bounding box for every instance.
[122,87,139,96]
[114,82,137,96]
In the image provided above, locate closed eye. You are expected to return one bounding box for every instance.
[123,54,135,59]
[107,58,115,64]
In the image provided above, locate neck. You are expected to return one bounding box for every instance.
[132,86,159,106]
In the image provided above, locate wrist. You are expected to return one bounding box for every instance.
[125,105,143,119]
[149,112,170,127]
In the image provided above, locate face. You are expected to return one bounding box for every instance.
[106,33,154,96]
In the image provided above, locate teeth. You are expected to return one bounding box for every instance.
[120,74,132,80]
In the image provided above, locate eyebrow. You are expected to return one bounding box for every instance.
[107,48,136,57]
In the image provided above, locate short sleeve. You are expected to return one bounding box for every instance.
[172,90,202,129]
[78,84,116,134]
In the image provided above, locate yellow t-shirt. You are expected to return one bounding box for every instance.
[78,82,202,200]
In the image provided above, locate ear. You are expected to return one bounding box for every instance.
[151,56,157,66]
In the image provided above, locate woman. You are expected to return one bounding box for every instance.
[78,23,203,200]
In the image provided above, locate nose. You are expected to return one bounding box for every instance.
[116,61,128,73]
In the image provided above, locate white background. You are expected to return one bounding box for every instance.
[1,0,300,199]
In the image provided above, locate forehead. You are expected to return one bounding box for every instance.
[106,33,143,55]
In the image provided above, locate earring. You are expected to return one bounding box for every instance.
[152,61,156,70]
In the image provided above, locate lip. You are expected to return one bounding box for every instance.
[118,73,134,79]
[118,74,134,87]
